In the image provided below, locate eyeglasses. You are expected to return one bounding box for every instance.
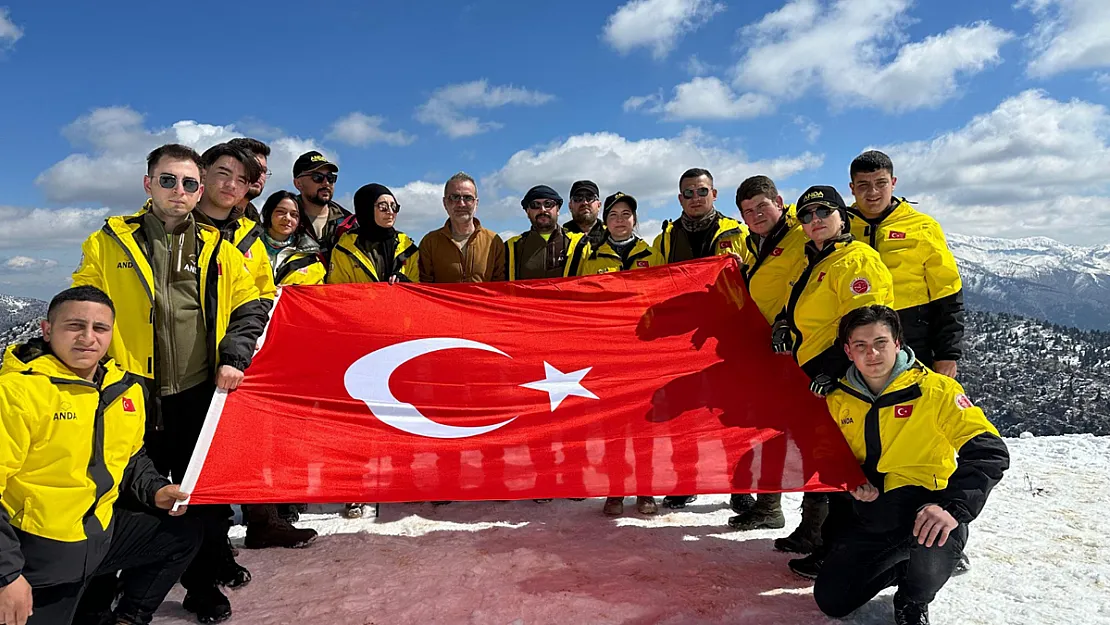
[571,194,598,204]
[447,194,477,205]
[527,200,559,211]
[797,206,838,224]
[298,172,337,184]
[376,202,401,214]
[681,187,712,199]
[157,173,200,193]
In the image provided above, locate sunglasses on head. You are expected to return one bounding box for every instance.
[797,205,838,224]
[681,187,712,199]
[157,173,200,193]
[299,172,337,184]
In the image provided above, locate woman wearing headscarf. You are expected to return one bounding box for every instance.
[327,183,420,285]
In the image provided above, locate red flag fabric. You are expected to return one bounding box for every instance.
[182,256,864,505]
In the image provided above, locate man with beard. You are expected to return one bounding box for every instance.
[562,180,606,248]
[652,168,749,511]
[292,150,356,260]
[418,172,506,283]
[505,185,590,281]
[228,137,270,223]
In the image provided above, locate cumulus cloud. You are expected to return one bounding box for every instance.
[0,206,110,249]
[327,112,415,147]
[876,90,1110,244]
[603,0,726,59]
[659,77,775,120]
[34,107,326,209]
[1021,0,1110,77]
[415,80,554,139]
[0,8,22,49]
[2,256,58,273]
[731,0,1014,112]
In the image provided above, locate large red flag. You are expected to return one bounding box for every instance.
[181,256,864,505]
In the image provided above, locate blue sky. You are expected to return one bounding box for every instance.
[1,0,1109,300]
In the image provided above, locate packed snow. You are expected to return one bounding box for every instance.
[151,435,1110,625]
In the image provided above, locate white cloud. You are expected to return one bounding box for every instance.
[1097,72,1110,89]
[1022,0,1110,77]
[0,8,22,48]
[327,112,415,147]
[34,107,326,209]
[2,256,58,273]
[732,0,1014,112]
[793,116,821,143]
[876,89,1110,244]
[415,80,554,139]
[685,55,714,76]
[603,0,726,60]
[623,92,663,113]
[659,77,775,120]
[0,206,110,249]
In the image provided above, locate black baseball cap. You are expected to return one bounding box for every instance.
[569,180,599,199]
[796,185,846,212]
[293,151,339,177]
[602,192,637,221]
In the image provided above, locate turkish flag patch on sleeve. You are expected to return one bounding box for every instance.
[894,404,913,418]
[719,240,732,250]
[888,231,907,240]
[636,260,650,268]
[771,248,783,256]
[122,397,136,413]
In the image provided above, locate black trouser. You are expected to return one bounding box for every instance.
[145,381,234,592]
[813,520,968,617]
[27,509,201,625]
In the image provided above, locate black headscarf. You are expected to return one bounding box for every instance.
[354,183,398,274]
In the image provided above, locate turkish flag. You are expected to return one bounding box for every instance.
[181,257,864,504]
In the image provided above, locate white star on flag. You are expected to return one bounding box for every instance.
[520,362,599,412]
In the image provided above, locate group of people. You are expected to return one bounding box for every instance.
[0,138,1010,625]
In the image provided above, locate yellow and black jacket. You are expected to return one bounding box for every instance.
[505,229,590,281]
[652,213,748,263]
[739,207,809,325]
[579,238,664,275]
[0,340,168,588]
[848,198,964,365]
[783,236,894,381]
[197,208,277,310]
[327,231,420,284]
[71,210,268,417]
[828,356,1009,527]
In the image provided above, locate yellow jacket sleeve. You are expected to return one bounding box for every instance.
[934,378,1000,451]
[327,252,356,284]
[71,234,106,291]
[0,386,33,497]
[835,251,896,319]
[922,224,963,302]
[401,251,420,283]
[247,238,277,304]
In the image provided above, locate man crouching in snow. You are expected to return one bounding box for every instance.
[813,305,1009,625]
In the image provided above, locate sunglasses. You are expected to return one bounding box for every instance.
[299,172,338,184]
[527,200,559,211]
[681,187,712,199]
[157,173,200,193]
[797,206,838,224]
[447,193,477,205]
[376,202,401,214]
[571,194,598,204]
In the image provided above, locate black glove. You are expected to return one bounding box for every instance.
[809,373,836,397]
[771,319,793,353]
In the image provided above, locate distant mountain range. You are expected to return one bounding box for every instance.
[0,294,46,335]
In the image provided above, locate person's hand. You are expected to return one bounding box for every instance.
[155,485,190,516]
[387,275,400,285]
[215,365,245,391]
[771,319,793,354]
[850,482,880,502]
[933,360,958,378]
[0,575,33,625]
[914,504,958,547]
[809,373,836,397]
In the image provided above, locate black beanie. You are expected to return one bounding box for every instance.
[521,185,563,208]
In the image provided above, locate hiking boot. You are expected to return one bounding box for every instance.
[276,503,303,524]
[730,493,755,515]
[344,503,364,518]
[787,551,824,579]
[182,585,232,624]
[662,495,697,509]
[894,591,930,625]
[603,497,624,516]
[215,539,251,589]
[244,504,318,549]
[953,552,971,576]
[773,493,828,554]
[728,493,786,530]
[636,496,658,515]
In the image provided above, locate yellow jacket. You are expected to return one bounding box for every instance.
[0,340,166,587]
[327,231,420,284]
[579,238,665,275]
[505,229,590,281]
[652,214,748,263]
[740,209,809,325]
[71,212,267,388]
[222,217,277,306]
[828,361,1005,521]
[785,238,895,377]
[276,251,327,286]
[848,198,964,362]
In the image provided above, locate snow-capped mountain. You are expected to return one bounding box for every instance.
[948,233,1110,330]
[0,294,46,334]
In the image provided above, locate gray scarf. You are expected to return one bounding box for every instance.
[679,209,720,233]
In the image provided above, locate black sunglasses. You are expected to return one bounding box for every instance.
[299,172,338,184]
[158,173,200,193]
[376,202,401,214]
[681,187,712,199]
[797,206,838,224]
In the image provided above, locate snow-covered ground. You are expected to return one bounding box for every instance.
[152,435,1110,625]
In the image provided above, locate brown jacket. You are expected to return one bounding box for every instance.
[418,219,507,283]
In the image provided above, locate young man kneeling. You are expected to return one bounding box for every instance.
[0,286,200,625]
[815,305,1009,625]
